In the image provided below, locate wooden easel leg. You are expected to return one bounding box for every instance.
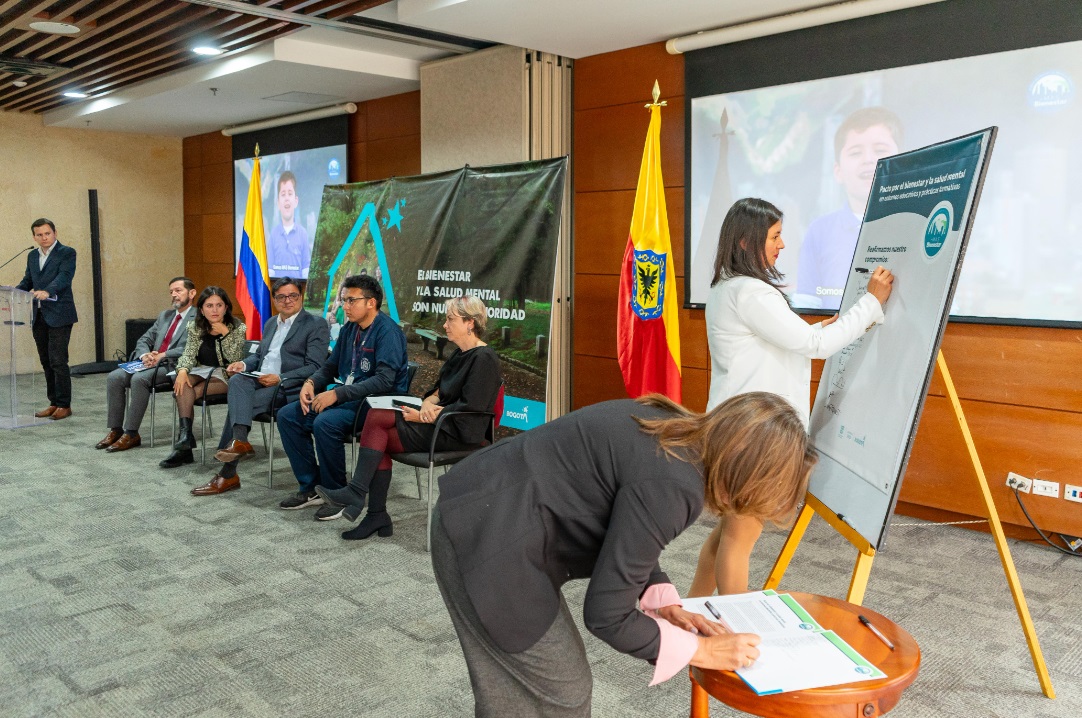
[690,673,710,718]
[846,549,875,605]
[764,502,815,591]
[937,351,1056,699]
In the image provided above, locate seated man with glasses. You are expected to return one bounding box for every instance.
[276,274,409,519]
[190,277,329,496]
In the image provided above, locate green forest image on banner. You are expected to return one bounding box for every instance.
[306,158,567,432]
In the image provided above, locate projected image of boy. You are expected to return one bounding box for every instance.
[268,171,312,279]
[795,107,903,310]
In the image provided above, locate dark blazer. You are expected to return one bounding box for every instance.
[436,399,704,660]
[17,242,77,327]
[134,307,195,360]
[243,309,329,382]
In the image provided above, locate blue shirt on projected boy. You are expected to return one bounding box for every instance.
[794,206,861,311]
[268,221,311,279]
[307,310,409,403]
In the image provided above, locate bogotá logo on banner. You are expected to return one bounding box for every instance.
[632,249,666,320]
[924,205,952,258]
[1029,72,1073,111]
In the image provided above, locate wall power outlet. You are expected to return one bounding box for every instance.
[1065,485,1082,504]
[1006,472,1032,493]
[1032,479,1060,498]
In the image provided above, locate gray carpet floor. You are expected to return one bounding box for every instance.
[1,373,1080,717]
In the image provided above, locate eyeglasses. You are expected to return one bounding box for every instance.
[274,292,301,302]
[341,295,373,307]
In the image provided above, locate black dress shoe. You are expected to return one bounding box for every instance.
[160,449,194,468]
[342,512,393,541]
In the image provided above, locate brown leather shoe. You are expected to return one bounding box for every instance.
[105,433,142,452]
[50,407,72,421]
[35,405,57,418]
[95,430,123,450]
[214,440,255,463]
[191,473,241,496]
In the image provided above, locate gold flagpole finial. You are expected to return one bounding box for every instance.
[645,80,667,108]
[255,143,260,158]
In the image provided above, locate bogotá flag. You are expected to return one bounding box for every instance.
[237,156,272,340]
[617,100,681,402]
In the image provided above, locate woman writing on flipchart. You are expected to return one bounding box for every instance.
[690,198,894,597]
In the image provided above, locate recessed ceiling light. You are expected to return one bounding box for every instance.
[193,46,223,56]
[63,91,87,99]
[28,21,81,35]
[12,80,27,88]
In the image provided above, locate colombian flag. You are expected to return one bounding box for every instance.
[236,157,272,340]
[616,102,681,402]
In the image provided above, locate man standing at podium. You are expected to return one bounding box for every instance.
[18,218,78,420]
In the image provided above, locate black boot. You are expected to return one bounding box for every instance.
[161,419,196,468]
[314,448,382,512]
[342,469,393,540]
[160,448,194,468]
[174,418,196,451]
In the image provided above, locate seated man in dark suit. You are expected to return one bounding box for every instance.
[17,218,77,420]
[276,274,408,519]
[190,277,329,496]
[96,277,197,452]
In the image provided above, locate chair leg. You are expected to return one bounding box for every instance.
[200,403,208,465]
[150,391,156,448]
[427,462,436,553]
[261,422,271,490]
[415,467,423,499]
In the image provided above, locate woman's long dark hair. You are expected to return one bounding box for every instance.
[194,286,238,334]
[710,198,785,290]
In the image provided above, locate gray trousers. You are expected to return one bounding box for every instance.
[217,374,279,452]
[431,507,593,718]
[106,367,159,432]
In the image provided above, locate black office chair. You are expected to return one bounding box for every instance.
[144,356,176,448]
[251,376,306,488]
[389,401,499,552]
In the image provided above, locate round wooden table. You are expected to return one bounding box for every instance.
[689,592,920,718]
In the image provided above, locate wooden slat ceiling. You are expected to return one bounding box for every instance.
[0,0,391,113]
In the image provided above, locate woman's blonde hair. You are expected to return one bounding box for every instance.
[634,392,815,524]
[446,295,488,338]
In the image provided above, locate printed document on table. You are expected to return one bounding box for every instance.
[682,592,885,694]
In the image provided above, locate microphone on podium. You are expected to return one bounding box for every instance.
[0,246,34,272]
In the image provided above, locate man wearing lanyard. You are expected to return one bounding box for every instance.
[276,274,409,520]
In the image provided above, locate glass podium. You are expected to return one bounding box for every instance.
[0,286,48,429]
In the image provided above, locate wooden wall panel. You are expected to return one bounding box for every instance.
[201,214,233,265]
[572,354,626,409]
[201,131,231,165]
[572,274,619,359]
[368,90,421,140]
[575,187,685,277]
[574,97,684,193]
[200,163,231,216]
[368,135,422,180]
[575,42,683,112]
[572,42,1082,536]
[348,141,367,183]
[183,214,202,266]
[183,166,202,217]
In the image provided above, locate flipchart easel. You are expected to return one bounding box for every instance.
[763,350,1055,699]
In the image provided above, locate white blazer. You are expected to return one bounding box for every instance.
[705,275,885,426]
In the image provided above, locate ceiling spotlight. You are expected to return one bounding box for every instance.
[29,21,81,35]
[193,46,223,56]
[63,91,87,99]
[12,80,27,87]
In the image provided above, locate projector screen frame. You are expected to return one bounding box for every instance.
[682,0,1082,329]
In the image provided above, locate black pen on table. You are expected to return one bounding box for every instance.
[859,614,895,651]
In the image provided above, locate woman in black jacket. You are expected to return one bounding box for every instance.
[432,391,815,717]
